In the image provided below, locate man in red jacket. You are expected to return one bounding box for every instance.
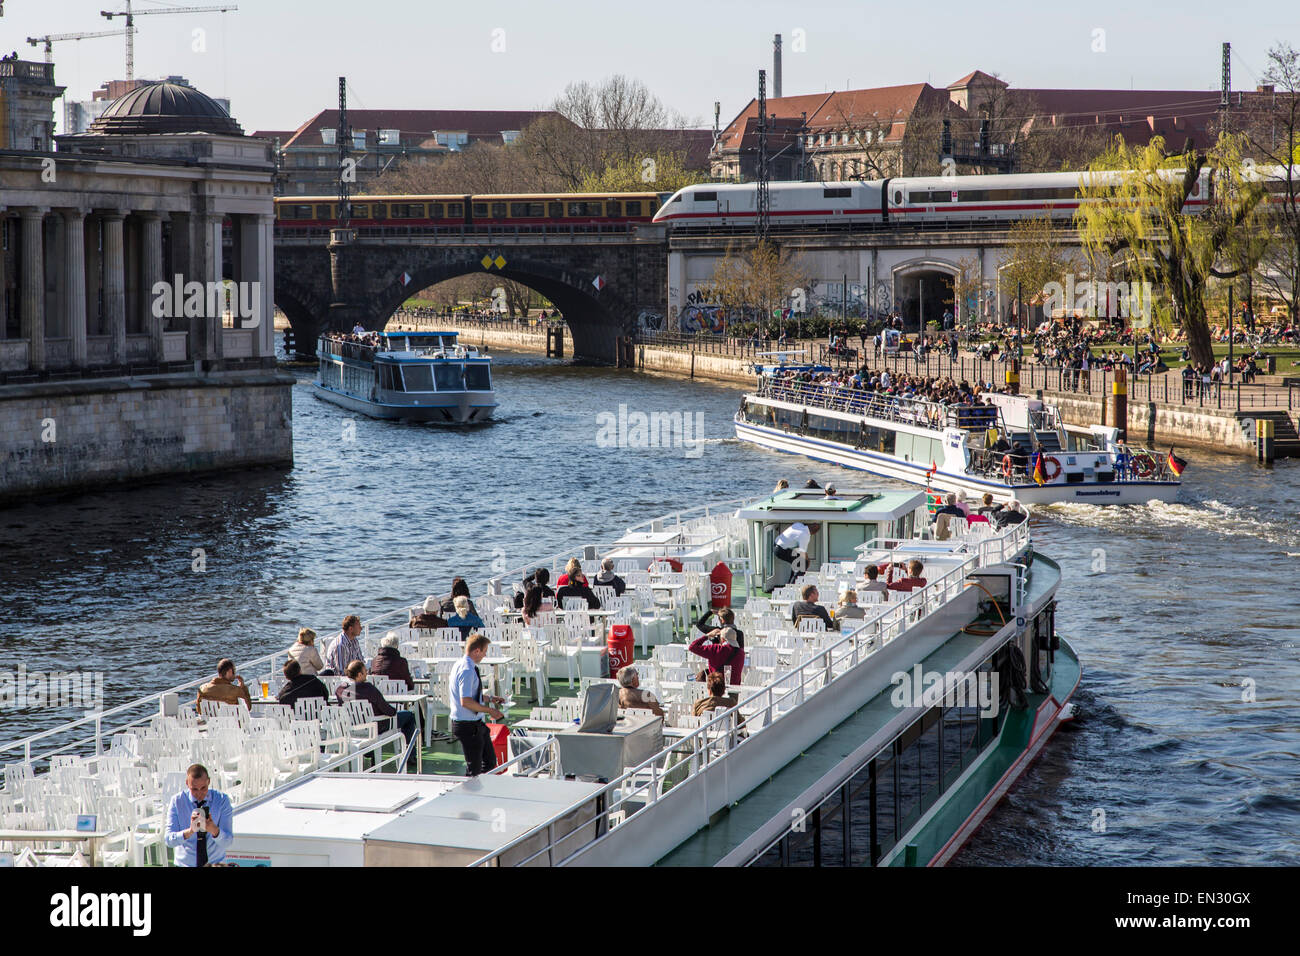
[688,613,744,686]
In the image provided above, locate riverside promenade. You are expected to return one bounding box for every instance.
[384,315,1299,458]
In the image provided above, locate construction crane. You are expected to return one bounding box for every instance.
[26,28,137,64]
[101,1,238,82]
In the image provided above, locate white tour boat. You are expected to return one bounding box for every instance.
[736,363,1182,505]
[314,330,497,424]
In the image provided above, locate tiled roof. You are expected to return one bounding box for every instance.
[281,109,559,149]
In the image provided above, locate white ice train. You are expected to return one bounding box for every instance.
[649,167,1299,230]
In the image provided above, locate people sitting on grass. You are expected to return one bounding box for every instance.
[616,666,665,717]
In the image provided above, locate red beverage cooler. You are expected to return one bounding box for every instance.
[709,561,733,608]
[486,723,510,766]
[606,624,635,677]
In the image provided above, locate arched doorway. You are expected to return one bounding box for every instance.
[892,262,957,335]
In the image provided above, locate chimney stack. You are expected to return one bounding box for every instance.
[773,34,783,99]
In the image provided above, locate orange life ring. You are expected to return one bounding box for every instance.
[1040,455,1062,482]
[1001,454,1014,480]
[1133,453,1156,478]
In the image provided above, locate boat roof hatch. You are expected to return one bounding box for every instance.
[736,489,926,523]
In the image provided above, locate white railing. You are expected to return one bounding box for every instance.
[468,554,977,867]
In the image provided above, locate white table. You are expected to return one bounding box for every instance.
[385,692,431,748]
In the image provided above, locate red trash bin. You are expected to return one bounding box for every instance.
[486,722,509,767]
[709,561,733,608]
[607,624,635,678]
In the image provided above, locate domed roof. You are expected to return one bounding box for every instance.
[88,82,243,136]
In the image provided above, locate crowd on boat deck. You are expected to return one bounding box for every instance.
[767,365,1010,411]
[320,326,383,348]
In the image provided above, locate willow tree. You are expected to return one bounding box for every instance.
[1075,134,1270,366]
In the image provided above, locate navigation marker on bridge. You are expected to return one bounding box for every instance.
[592,275,606,291]
[481,254,506,270]
[400,271,411,286]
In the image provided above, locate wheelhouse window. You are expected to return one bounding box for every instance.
[464,364,491,390]
[434,363,464,390]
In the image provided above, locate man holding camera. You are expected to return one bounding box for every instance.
[164,764,234,867]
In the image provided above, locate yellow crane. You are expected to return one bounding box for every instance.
[100,0,238,82]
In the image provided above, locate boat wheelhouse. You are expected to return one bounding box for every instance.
[736,365,1181,505]
[314,330,497,424]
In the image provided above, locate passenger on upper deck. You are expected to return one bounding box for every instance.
[888,559,928,592]
[790,584,834,629]
[996,500,1027,527]
[977,492,1004,520]
[861,565,890,602]
[935,493,964,518]
[688,618,745,686]
[410,596,449,630]
[521,574,557,623]
[514,568,554,610]
[324,615,364,675]
[447,595,485,638]
[555,573,602,610]
[440,578,478,617]
[556,558,589,588]
[276,659,328,708]
[692,671,739,717]
[834,589,867,621]
[336,660,417,756]
[288,627,326,676]
[197,658,251,710]
[593,557,627,596]
[369,632,415,690]
[617,666,665,717]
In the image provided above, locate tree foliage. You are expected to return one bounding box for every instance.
[999,214,1082,310]
[700,241,816,328]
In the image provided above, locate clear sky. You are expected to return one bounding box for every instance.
[2,0,1292,135]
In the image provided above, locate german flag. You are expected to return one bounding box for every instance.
[1032,452,1046,486]
[1167,447,1188,477]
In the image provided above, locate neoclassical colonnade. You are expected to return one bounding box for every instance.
[0,203,275,373]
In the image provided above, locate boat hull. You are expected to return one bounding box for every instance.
[313,383,496,424]
[736,417,1180,505]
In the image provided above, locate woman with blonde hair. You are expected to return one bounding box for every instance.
[833,590,867,621]
[556,557,587,588]
[287,627,326,676]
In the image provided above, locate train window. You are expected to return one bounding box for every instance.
[390,204,422,218]
[372,205,388,220]
[428,203,444,218]
[491,202,507,218]
[625,201,642,216]
[567,202,593,217]
[281,204,313,220]
[672,194,682,203]
[510,202,545,217]
[316,204,333,219]
[446,203,463,218]
[823,188,851,199]
[548,202,563,218]
[892,191,902,204]
[473,203,489,217]
[352,204,369,217]
[510,203,529,217]
[606,202,622,216]
[694,191,718,202]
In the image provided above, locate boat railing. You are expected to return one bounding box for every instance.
[469,553,979,867]
[753,379,1008,437]
[318,336,379,363]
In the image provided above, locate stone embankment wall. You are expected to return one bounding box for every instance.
[0,372,294,504]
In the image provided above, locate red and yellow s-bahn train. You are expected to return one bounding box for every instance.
[274,192,672,231]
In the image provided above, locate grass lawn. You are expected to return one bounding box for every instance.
[1085,341,1300,370]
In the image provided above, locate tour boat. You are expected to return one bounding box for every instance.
[735,364,1182,505]
[1,485,1077,868]
[314,330,497,424]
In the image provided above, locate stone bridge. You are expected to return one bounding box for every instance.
[273,228,669,363]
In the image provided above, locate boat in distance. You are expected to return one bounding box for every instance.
[736,363,1182,505]
[314,330,497,424]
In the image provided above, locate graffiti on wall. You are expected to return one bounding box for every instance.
[636,309,665,331]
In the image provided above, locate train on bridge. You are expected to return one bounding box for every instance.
[274,191,671,233]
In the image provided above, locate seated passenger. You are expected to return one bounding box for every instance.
[521,578,557,624]
[287,627,326,676]
[196,658,251,710]
[554,574,602,610]
[976,492,1003,518]
[335,660,417,753]
[860,565,890,601]
[446,595,485,638]
[996,500,1028,527]
[514,568,554,610]
[410,596,449,630]
[555,558,589,588]
[369,632,415,690]
[616,666,665,717]
[439,577,478,617]
[789,584,834,629]
[688,621,745,686]
[833,589,867,621]
[592,557,627,596]
[934,493,964,518]
[276,659,328,708]
[692,671,739,717]
[887,559,928,591]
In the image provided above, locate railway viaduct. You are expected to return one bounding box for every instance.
[273,227,670,363]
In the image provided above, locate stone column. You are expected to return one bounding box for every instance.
[0,207,7,340]
[101,210,126,366]
[257,213,275,357]
[196,211,224,362]
[20,208,48,371]
[61,208,88,367]
[139,212,165,362]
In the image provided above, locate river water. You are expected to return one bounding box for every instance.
[2,349,1297,864]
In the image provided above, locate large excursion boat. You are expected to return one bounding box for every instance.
[736,363,1181,505]
[314,330,497,424]
[1,486,1076,868]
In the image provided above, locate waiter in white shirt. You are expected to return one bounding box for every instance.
[766,520,812,591]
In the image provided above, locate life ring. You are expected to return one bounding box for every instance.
[1040,455,1062,482]
[1001,455,1013,480]
[1133,453,1157,478]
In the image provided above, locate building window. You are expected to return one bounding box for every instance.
[320,128,336,146]
[352,131,366,150]
[316,155,327,167]
[379,128,400,145]
[501,130,520,144]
